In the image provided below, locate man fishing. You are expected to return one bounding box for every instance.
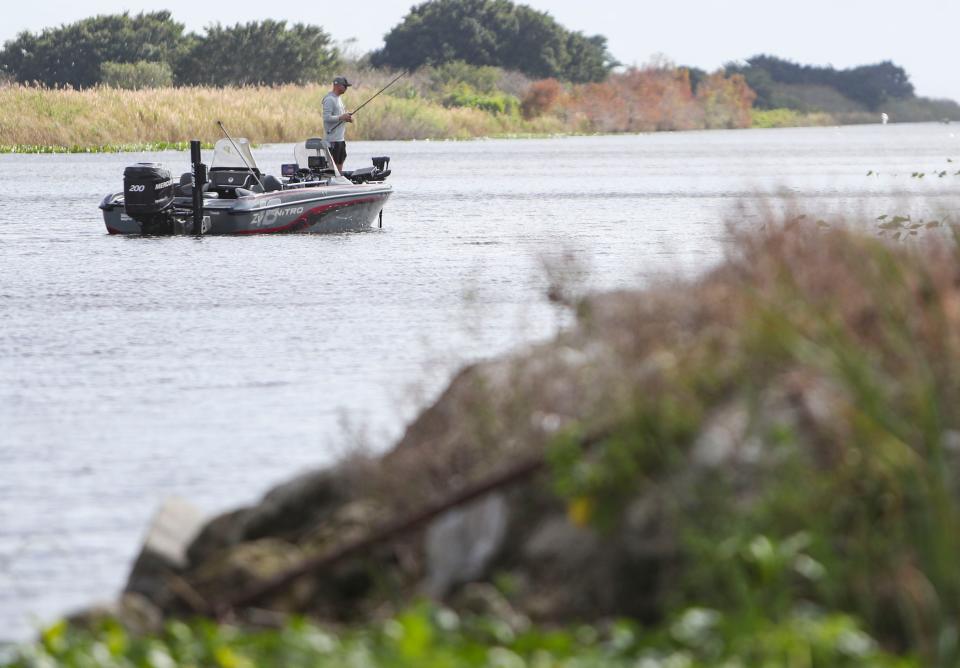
[322,75,353,172]
[321,72,407,174]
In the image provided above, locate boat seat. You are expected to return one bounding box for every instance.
[261,174,283,192]
[175,172,214,197]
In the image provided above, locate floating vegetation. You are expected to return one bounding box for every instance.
[868,158,960,178]
[875,212,953,239]
[0,141,214,154]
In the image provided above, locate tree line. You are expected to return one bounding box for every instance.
[0,1,613,89]
[0,12,338,88]
[724,55,915,111]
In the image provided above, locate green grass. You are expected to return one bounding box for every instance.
[4,602,908,667]
[751,108,835,128]
[0,142,213,154]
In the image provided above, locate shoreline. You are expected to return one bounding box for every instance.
[0,120,906,155]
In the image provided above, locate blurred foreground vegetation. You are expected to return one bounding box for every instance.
[5,602,907,667]
[7,211,960,665]
[542,212,960,665]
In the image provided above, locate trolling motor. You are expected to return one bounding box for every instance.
[344,156,392,184]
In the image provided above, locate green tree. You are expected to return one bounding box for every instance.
[100,61,173,89]
[371,0,613,83]
[175,20,339,86]
[498,4,568,78]
[371,0,504,70]
[562,33,614,84]
[423,60,501,94]
[727,55,915,111]
[0,11,187,88]
[840,61,914,110]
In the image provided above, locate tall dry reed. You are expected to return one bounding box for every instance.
[0,83,563,149]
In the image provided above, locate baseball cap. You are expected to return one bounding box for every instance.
[333,76,351,87]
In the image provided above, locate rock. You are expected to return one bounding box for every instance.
[117,592,164,635]
[622,490,675,559]
[424,493,509,597]
[190,538,311,612]
[239,466,353,542]
[501,507,675,622]
[66,592,163,636]
[185,465,357,577]
[301,499,384,551]
[618,490,682,621]
[690,403,751,468]
[186,507,251,568]
[523,515,600,564]
[513,515,614,619]
[452,582,529,633]
[125,497,206,607]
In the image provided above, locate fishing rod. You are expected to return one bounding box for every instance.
[328,71,407,133]
[215,120,266,193]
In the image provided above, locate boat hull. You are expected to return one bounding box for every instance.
[100,184,392,235]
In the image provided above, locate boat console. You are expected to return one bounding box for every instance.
[288,138,391,185]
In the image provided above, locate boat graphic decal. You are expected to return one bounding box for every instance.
[234,195,384,235]
[238,189,391,214]
[250,205,306,228]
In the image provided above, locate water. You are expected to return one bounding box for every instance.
[1,124,958,641]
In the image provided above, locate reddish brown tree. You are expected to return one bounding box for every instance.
[521,78,563,119]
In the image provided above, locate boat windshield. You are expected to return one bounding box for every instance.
[210,138,259,171]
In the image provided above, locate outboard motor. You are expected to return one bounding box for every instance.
[123,163,175,234]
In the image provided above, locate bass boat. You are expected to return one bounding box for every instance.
[99,137,392,235]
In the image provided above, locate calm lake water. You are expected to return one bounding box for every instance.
[1,124,959,641]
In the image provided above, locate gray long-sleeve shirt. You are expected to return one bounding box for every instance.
[322,91,347,142]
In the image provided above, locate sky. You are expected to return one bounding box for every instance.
[3,0,958,102]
